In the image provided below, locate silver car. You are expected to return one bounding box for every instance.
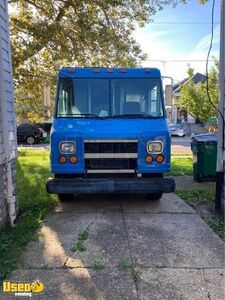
[169,124,186,137]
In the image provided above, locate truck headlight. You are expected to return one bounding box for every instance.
[59,142,76,154]
[147,141,163,154]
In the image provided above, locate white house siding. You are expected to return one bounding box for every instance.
[220,133,225,213]
[0,0,17,226]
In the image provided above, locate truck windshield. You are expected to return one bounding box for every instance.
[57,78,164,117]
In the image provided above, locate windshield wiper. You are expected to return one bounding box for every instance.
[57,113,100,118]
[111,114,162,118]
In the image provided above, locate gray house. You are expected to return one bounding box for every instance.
[0,0,17,227]
[172,73,207,124]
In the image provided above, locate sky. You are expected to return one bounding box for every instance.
[134,0,220,83]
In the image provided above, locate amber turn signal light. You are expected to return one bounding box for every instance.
[156,154,165,163]
[70,156,78,164]
[145,155,153,163]
[59,156,67,164]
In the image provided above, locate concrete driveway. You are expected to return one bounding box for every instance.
[2,193,224,300]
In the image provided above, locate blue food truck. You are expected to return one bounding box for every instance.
[46,67,175,201]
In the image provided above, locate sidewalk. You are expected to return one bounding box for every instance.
[2,193,224,300]
[175,175,216,190]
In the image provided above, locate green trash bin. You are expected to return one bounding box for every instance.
[191,133,217,182]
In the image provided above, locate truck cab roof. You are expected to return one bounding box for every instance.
[58,67,161,78]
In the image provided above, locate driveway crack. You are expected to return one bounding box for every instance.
[121,202,139,299]
[203,269,212,300]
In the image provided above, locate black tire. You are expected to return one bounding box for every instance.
[58,194,73,202]
[146,193,162,201]
[26,136,35,145]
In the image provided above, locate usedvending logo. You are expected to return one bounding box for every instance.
[2,280,44,297]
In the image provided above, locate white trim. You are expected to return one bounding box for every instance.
[87,169,135,174]
[84,139,138,143]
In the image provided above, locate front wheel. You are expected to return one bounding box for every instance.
[58,194,73,201]
[146,193,162,201]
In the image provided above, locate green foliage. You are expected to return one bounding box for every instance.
[9,0,180,122]
[179,63,219,122]
[14,77,55,123]
[0,150,57,281]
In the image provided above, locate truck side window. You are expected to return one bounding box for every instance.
[58,78,75,115]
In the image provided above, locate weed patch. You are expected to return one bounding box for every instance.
[119,260,142,284]
[70,224,93,253]
[93,260,105,270]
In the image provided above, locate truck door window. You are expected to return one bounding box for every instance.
[57,78,76,115]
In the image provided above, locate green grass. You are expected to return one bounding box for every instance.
[202,216,225,240]
[171,156,193,176]
[0,150,57,281]
[175,189,215,207]
[176,189,224,241]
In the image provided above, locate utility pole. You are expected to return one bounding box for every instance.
[43,84,51,119]
[215,0,225,213]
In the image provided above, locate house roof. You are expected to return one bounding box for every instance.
[173,72,207,93]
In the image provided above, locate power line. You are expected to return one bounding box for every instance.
[150,21,220,25]
[144,59,217,63]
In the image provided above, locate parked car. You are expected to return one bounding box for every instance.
[169,124,186,137]
[35,122,52,134]
[17,124,47,145]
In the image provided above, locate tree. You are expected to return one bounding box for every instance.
[9,0,182,122]
[178,63,219,123]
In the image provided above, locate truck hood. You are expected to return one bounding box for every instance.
[52,118,169,139]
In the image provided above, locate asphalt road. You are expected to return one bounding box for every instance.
[171,136,192,154]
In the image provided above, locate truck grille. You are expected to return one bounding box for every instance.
[85,141,137,153]
[84,140,137,173]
